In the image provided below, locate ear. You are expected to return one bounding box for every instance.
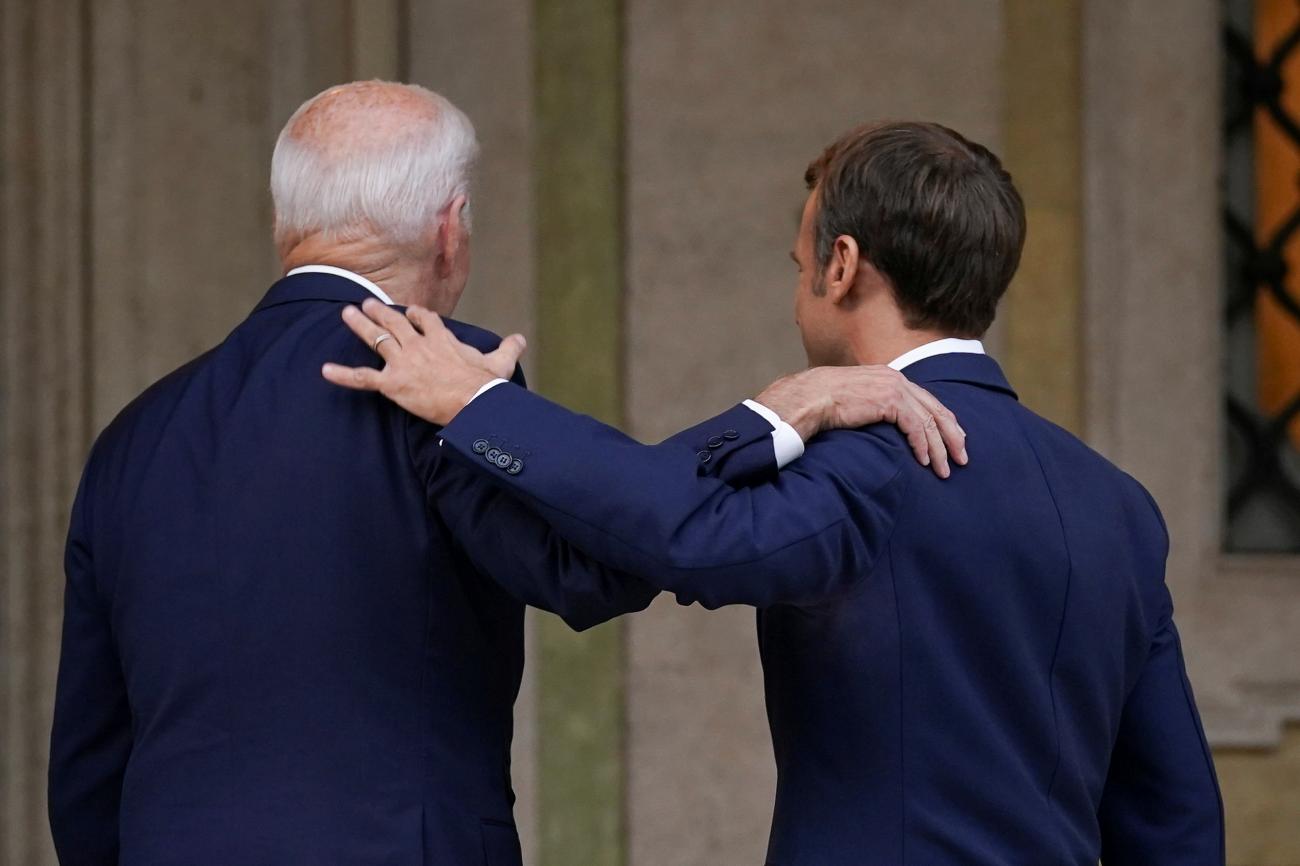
[823,234,861,305]
[434,195,469,278]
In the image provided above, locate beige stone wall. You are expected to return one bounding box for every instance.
[1217,728,1300,866]
[1,2,90,862]
[408,0,536,346]
[4,1,1300,865]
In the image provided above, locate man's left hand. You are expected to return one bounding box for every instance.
[757,366,967,478]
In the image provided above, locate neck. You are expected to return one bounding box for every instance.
[842,321,954,367]
[280,232,447,311]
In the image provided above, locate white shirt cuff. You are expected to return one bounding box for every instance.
[469,378,508,403]
[742,399,805,469]
[439,378,508,447]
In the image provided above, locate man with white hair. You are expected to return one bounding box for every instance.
[47,81,961,865]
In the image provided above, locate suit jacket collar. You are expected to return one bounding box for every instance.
[253,271,378,313]
[254,277,1019,399]
[900,352,1019,400]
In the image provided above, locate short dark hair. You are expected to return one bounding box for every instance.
[804,121,1025,337]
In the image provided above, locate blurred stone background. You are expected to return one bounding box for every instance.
[2,1,1298,864]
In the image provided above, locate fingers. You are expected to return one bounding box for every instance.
[482,334,527,379]
[321,363,383,391]
[908,383,967,466]
[893,389,950,479]
[341,305,401,361]
[405,304,449,338]
[894,392,933,469]
[357,298,419,347]
[921,410,951,479]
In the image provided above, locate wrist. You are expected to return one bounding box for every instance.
[444,371,495,424]
[755,371,829,442]
[781,402,823,442]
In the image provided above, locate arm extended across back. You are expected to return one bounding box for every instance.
[411,395,785,626]
[435,383,912,610]
[326,300,962,611]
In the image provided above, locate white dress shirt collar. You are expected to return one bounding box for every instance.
[887,337,985,372]
[286,264,396,305]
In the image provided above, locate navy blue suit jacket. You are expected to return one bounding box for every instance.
[49,273,706,865]
[437,353,1226,865]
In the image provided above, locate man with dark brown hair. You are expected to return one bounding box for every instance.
[329,120,1225,865]
[802,121,1024,338]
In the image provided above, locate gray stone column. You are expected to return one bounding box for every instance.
[1,2,91,862]
[87,0,359,427]
[1001,0,1082,433]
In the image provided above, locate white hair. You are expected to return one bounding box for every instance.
[271,82,479,248]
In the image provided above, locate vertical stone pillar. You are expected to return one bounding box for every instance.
[0,2,90,862]
[1001,0,1083,433]
[348,0,403,81]
[533,2,628,865]
[87,0,354,426]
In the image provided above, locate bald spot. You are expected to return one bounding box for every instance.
[285,81,440,158]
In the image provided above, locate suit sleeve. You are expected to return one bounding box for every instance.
[657,405,781,486]
[48,470,133,866]
[417,446,659,630]
[408,373,781,628]
[1098,500,1225,865]
[436,383,911,609]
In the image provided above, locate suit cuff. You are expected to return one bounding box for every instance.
[469,378,508,404]
[742,399,805,469]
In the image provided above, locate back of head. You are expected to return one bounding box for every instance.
[805,121,1025,337]
[271,80,479,253]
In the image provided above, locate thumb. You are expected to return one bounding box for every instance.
[483,334,527,379]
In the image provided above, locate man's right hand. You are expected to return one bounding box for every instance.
[756,366,967,478]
